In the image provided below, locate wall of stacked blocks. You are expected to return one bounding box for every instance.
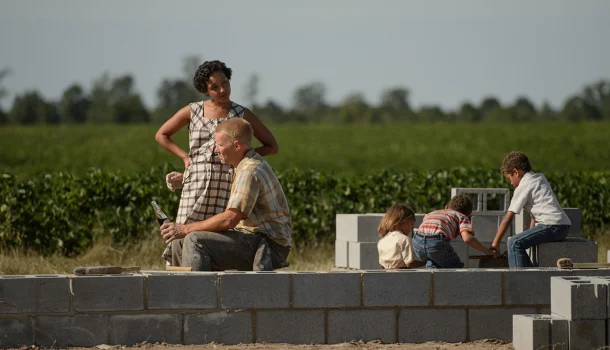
[0,188,607,349]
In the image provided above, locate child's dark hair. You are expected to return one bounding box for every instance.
[378,203,415,237]
[193,60,233,94]
[501,151,532,174]
[447,195,473,216]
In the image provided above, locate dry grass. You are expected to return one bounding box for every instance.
[1,230,608,275]
[0,238,334,275]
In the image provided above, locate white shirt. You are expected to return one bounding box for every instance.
[377,231,416,269]
[508,172,571,226]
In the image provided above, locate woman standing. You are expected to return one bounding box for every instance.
[155,60,279,265]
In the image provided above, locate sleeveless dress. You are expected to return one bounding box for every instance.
[162,101,245,263]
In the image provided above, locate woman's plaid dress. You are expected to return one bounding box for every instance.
[162,101,244,263]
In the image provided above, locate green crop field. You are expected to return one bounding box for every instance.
[1,122,609,177]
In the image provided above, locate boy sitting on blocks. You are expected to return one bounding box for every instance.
[491,151,571,268]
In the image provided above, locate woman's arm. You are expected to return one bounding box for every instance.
[243,108,279,156]
[155,105,191,168]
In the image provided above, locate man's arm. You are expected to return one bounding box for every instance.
[491,211,515,250]
[161,209,244,243]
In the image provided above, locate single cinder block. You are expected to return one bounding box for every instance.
[568,320,605,350]
[433,270,501,306]
[512,314,568,350]
[362,270,431,307]
[0,275,70,314]
[593,277,610,317]
[0,318,34,348]
[146,273,217,309]
[563,208,581,237]
[334,240,348,267]
[449,241,469,267]
[551,276,607,320]
[257,310,324,344]
[469,308,536,341]
[110,314,181,346]
[72,275,144,312]
[336,214,384,242]
[348,242,380,270]
[471,214,501,242]
[399,309,466,343]
[220,272,290,309]
[536,238,597,267]
[514,211,531,235]
[503,269,573,305]
[467,242,507,268]
[292,272,360,308]
[184,311,252,345]
[328,310,395,344]
[35,315,108,347]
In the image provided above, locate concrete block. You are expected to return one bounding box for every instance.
[568,319,605,350]
[146,273,217,309]
[363,270,431,307]
[336,214,383,242]
[503,269,573,305]
[592,277,610,318]
[471,214,500,242]
[398,309,466,343]
[219,272,290,309]
[184,311,252,345]
[72,275,144,312]
[334,239,348,267]
[512,314,568,350]
[572,269,610,277]
[348,242,380,270]
[563,208,581,237]
[257,310,324,344]
[0,318,33,348]
[328,310,395,344]
[451,187,510,213]
[35,315,108,347]
[0,275,70,314]
[449,241,469,267]
[293,272,360,308]
[469,307,536,341]
[110,314,181,346]
[536,238,597,267]
[433,270,501,306]
[551,276,607,320]
[467,242,507,268]
[514,211,531,235]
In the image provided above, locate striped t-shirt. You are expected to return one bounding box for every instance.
[416,209,473,240]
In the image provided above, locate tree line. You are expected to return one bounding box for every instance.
[1,58,609,125]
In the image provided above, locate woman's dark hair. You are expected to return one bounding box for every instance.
[193,60,233,94]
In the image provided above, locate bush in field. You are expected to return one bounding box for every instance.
[1,166,608,255]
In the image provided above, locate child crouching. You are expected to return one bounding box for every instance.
[377,204,427,269]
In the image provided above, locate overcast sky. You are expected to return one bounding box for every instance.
[1,0,609,111]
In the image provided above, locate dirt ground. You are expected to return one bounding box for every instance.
[29,339,513,350]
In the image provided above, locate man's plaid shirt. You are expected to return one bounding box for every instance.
[227,149,293,247]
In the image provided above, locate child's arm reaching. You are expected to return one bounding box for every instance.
[461,231,495,256]
[491,211,515,251]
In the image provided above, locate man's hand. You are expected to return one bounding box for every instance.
[160,222,187,243]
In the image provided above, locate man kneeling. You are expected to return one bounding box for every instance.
[160,118,292,271]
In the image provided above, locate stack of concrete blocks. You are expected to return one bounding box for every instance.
[449,188,512,268]
[513,275,610,349]
[516,208,598,267]
[335,213,424,270]
[5,269,610,347]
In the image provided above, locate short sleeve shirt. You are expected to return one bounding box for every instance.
[377,231,417,269]
[508,172,571,226]
[416,209,473,240]
[226,149,293,247]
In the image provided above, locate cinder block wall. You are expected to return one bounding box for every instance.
[3,268,610,347]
